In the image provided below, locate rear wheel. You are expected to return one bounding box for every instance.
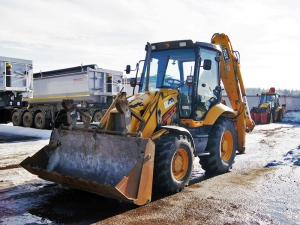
[277,110,283,122]
[23,112,34,127]
[93,110,104,122]
[12,111,22,126]
[35,112,50,129]
[154,134,194,192]
[200,117,237,175]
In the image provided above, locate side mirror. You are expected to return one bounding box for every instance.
[186,75,194,86]
[130,78,137,87]
[203,59,212,70]
[125,65,131,74]
[215,86,222,93]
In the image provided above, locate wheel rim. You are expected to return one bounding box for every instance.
[12,112,21,125]
[221,131,233,161]
[172,149,188,180]
[23,112,33,127]
[36,116,42,126]
[93,111,103,122]
[35,112,44,128]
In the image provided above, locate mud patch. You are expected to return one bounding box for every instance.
[0,132,41,143]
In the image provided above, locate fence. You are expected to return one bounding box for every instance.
[223,95,300,112]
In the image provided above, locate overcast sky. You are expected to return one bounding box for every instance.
[0,0,299,89]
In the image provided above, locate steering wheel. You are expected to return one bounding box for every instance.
[165,78,183,87]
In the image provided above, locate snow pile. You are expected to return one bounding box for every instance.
[266,145,300,167]
[282,110,300,123]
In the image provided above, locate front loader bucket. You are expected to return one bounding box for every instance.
[20,128,155,205]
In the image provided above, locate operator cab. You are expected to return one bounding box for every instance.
[127,40,222,121]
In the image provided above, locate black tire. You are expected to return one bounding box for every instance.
[200,117,237,175]
[93,110,104,122]
[268,113,273,124]
[81,111,91,124]
[23,111,34,127]
[277,110,283,122]
[154,134,194,192]
[12,111,22,126]
[35,112,50,129]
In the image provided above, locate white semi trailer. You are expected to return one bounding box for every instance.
[0,56,125,129]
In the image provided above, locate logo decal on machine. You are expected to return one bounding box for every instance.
[222,47,230,61]
[164,97,175,109]
[73,78,83,82]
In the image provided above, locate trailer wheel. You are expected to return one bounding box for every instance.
[154,134,194,193]
[12,111,22,126]
[81,111,91,124]
[35,112,50,129]
[200,117,237,175]
[93,111,104,122]
[23,112,34,128]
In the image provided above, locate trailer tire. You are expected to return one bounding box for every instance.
[93,111,104,122]
[200,117,237,175]
[35,112,50,129]
[154,134,194,193]
[23,112,34,128]
[81,111,91,124]
[12,111,22,126]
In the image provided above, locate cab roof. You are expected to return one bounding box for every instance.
[149,40,221,53]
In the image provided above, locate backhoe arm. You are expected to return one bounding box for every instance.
[211,33,255,152]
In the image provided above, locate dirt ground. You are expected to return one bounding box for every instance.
[0,122,300,225]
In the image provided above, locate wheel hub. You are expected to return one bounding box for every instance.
[221,131,233,161]
[172,149,188,180]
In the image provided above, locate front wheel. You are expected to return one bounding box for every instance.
[154,134,194,193]
[200,117,237,175]
[268,113,273,124]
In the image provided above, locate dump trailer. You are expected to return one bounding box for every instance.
[0,60,125,129]
[21,33,255,205]
[250,87,286,124]
[0,56,33,123]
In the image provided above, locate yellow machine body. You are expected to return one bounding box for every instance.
[21,33,255,205]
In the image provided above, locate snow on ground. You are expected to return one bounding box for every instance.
[0,112,299,224]
[266,145,300,167]
[0,123,51,139]
[282,110,300,123]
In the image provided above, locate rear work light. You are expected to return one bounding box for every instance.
[179,42,187,47]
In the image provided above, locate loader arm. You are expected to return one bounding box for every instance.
[211,33,255,152]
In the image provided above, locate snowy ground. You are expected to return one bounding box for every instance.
[0,111,300,224]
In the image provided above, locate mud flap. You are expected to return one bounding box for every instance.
[20,128,155,205]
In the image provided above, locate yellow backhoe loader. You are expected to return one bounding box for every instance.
[21,33,255,205]
[250,87,286,124]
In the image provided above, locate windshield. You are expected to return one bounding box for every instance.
[260,94,276,104]
[140,48,196,91]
